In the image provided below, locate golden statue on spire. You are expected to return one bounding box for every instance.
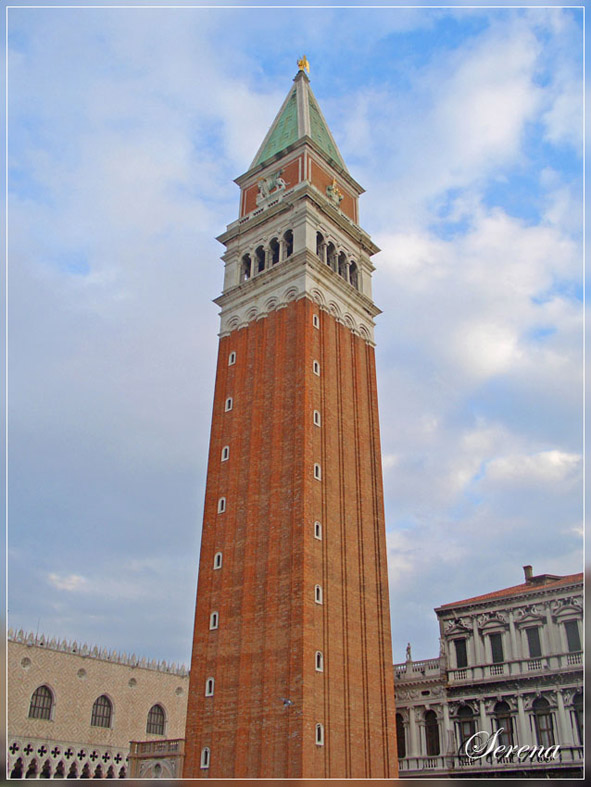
[297,55,310,74]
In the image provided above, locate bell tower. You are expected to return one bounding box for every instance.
[183,60,398,779]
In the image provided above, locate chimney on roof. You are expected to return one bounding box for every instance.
[523,565,533,582]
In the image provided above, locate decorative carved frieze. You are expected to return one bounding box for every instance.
[476,611,508,631]
[444,618,472,637]
[550,596,583,621]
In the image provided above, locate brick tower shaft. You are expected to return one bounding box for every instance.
[184,65,398,779]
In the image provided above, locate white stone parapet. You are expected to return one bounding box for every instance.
[8,629,188,676]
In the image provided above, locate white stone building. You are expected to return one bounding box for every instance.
[7,630,189,779]
[394,567,583,778]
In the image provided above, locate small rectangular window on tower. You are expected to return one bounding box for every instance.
[313,410,321,426]
[209,612,219,630]
[314,521,322,540]
[217,497,226,513]
[314,463,321,480]
[221,445,229,462]
[315,584,323,604]
[225,397,233,412]
[315,723,324,746]
[313,314,320,329]
[228,351,236,366]
[313,360,320,376]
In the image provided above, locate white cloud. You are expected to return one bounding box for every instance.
[48,574,87,592]
[484,449,581,486]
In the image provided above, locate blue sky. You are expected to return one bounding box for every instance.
[6,1,584,665]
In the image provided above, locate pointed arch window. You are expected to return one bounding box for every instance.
[28,685,53,720]
[91,695,112,728]
[146,704,165,735]
[425,709,440,756]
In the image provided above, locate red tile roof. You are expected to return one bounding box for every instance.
[437,573,583,611]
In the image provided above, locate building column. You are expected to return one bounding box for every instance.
[442,704,453,754]
[344,261,351,283]
[407,707,419,757]
[478,700,489,734]
[320,243,327,264]
[471,618,483,665]
[278,239,285,263]
[506,615,515,662]
[516,695,531,746]
[555,691,572,746]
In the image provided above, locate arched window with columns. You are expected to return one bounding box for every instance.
[349,261,359,290]
[425,709,440,756]
[283,230,293,258]
[396,713,406,758]
[456,705,476,751]
[255,245,266,273]
[241,254,251,281]
[338,251,348,281]
[270,237,280,265]
[493,701,514,746]
[326,242,336,270]
[316,232,325,261]
[532,697,555,747]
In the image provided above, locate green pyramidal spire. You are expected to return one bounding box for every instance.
[251,68,347,171]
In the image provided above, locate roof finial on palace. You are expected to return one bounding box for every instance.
[297,54,310,74]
